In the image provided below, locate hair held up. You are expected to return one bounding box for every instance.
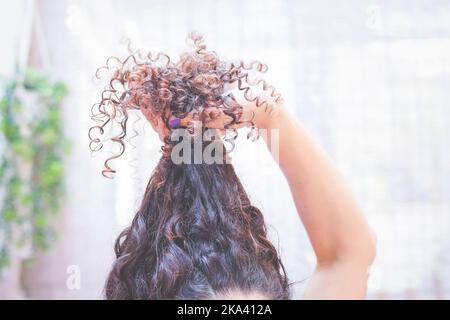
[91,33,289,299]
[89,32,282,177]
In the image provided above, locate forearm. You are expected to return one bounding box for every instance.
[262,107,376,266]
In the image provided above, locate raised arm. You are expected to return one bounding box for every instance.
[254,104,376,299]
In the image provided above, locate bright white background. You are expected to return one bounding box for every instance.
[0,0,449,299]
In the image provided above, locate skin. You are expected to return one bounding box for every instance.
[263,107,377,299]
[142,83,377,300]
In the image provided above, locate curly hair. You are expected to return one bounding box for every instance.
[91,33,289,299]
[89,32,282,177]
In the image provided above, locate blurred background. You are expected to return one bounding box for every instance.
[0,0,449,299]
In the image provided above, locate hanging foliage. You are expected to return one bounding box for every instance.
[0,68,70,272]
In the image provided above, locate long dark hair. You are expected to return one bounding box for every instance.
[91,33,289,299]
[105,144,289,299]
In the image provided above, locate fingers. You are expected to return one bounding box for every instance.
[140,98,254,141]
[201,107,231,129]
[201,106,251,130]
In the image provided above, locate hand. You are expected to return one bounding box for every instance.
[196,79,284,131]
[140,79,284,141]
[222,79,284,130]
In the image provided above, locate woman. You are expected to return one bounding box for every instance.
[90,33,376,300]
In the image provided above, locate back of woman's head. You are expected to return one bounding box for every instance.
[90,33,289,299]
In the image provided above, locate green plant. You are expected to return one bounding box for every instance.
[0,68,70,272]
